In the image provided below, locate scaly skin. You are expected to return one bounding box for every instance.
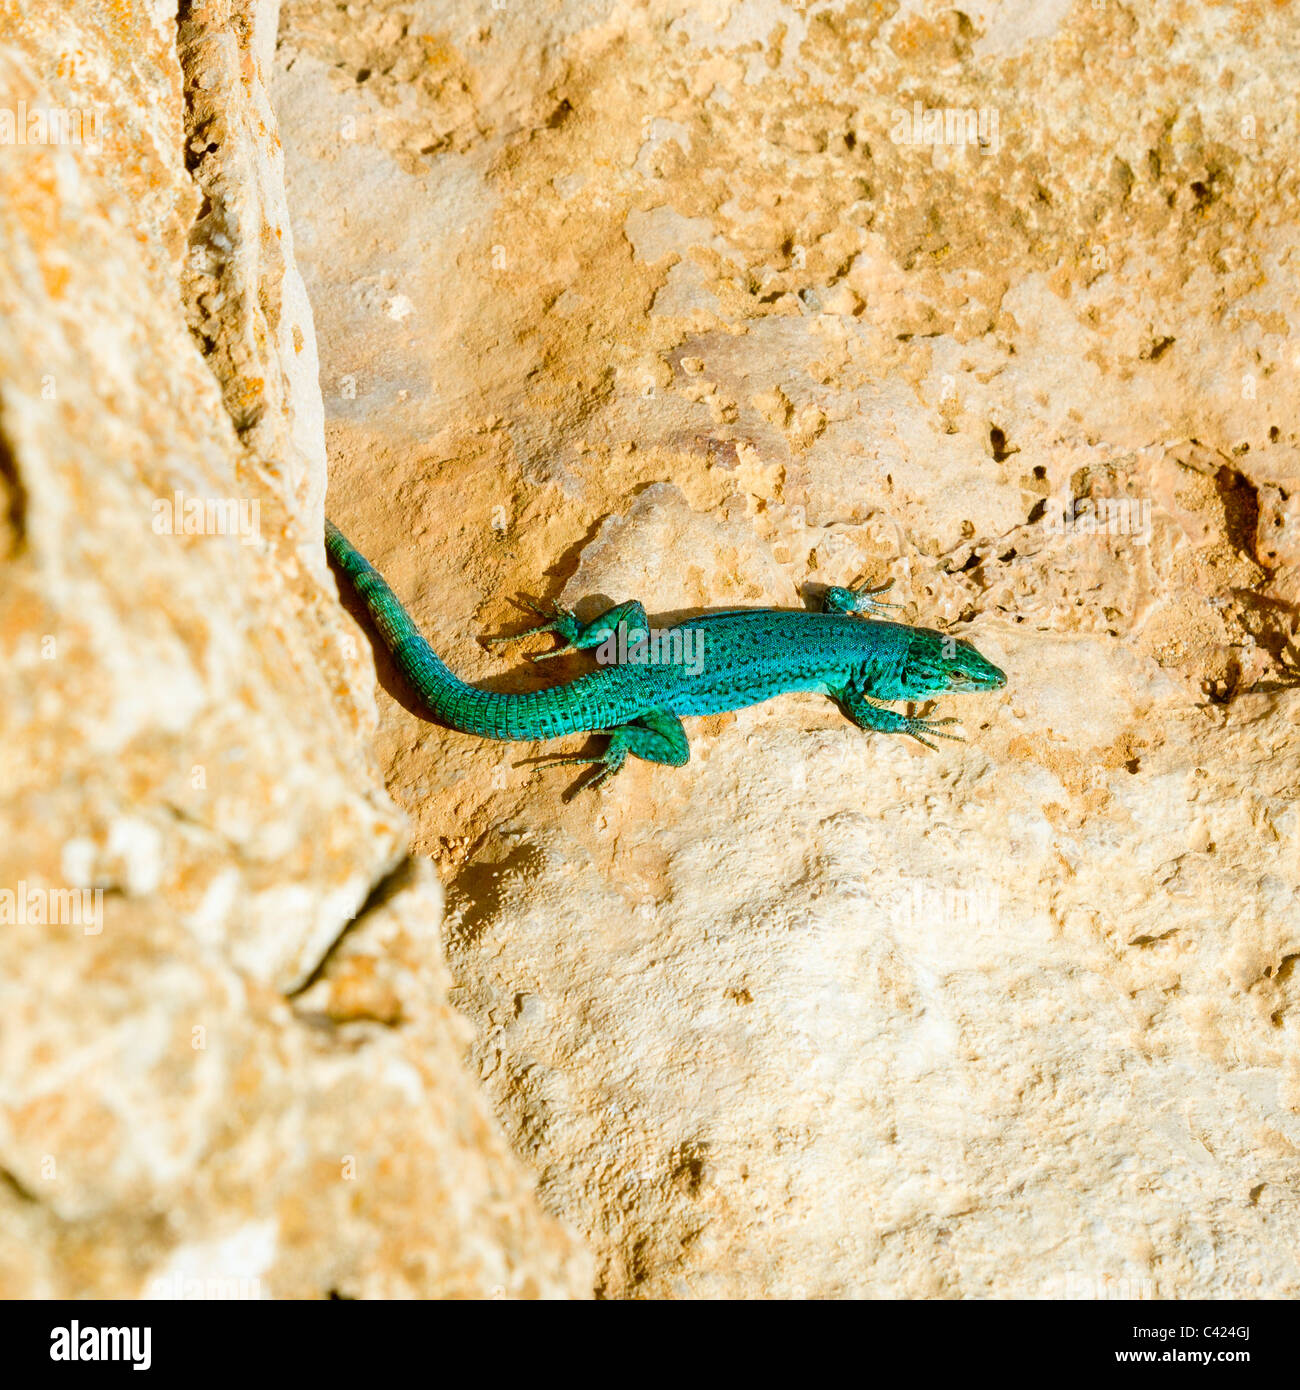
[325,520,1007,790]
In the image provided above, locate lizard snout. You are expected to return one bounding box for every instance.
[946,645,1006,692]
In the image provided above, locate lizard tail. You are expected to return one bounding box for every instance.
[325,518,473,709]
[324,519,613,742]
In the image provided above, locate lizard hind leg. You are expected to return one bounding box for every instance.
[538,708,690,795]
[529,599,651,664]
[486,598,652,664]
[618,707,690,767]
[836,684,964,751]
[482,597,582,650]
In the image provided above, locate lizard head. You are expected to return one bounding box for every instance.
[903,627,1006,696]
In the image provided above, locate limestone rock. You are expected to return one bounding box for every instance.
[0,0,590,1298]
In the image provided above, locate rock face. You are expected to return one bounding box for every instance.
[0,0,589,1297]
[4,0,1297,1303]
[274,0,1300,1298]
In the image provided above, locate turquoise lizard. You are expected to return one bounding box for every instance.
[325,520,1006,791]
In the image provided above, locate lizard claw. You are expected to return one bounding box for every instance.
[482,598,580,650]
[824,578,904,618]
[529,739,624,795]
[519,596,561,619]
[543,756,615,797]
[903,715,964,750]
[849,576,903,612]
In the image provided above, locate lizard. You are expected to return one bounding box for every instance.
[325,519,1007,792]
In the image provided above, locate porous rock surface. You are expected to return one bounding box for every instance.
[274,0,1300,1297]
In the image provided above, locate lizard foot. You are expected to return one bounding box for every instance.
[531,712,689,796]
[530,743,629,797]
[901,715,963,751]
[481,598,582,655]
[822,577,903,618]
[838,686,965,751]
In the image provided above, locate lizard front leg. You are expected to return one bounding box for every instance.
[837,685,963,751]
[821,577,902,618]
